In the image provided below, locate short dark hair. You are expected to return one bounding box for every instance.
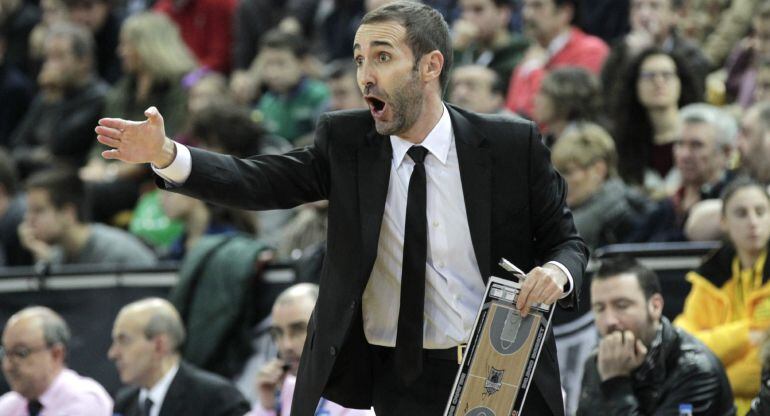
[260,29,308,58]
[25,168,87,221]
[0,148,18,196]
[720,176,770,214]
[191,103,265,158]
[361,1,454,93]
[595,256,662,300]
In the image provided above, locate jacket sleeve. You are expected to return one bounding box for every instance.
[158,114,332,211]
[527,122,589,308]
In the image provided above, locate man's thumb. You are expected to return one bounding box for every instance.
[145,106,163,124]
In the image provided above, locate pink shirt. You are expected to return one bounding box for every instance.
[247,375,374,416]
[0,368,113,416]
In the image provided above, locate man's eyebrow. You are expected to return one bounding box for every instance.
[353,40,396,51]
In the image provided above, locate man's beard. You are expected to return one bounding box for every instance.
[374,70,424,136]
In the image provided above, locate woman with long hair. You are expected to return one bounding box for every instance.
[611,47,702,195]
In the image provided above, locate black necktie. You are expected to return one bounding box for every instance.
[142,397,154,416]
[394,145,429,385]
[27,400,42,416]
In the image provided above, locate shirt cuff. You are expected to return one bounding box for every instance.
[151,141,191,186]
[546,261,573,299]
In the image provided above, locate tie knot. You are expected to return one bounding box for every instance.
[407,146,428,164]
[27,399,42,416]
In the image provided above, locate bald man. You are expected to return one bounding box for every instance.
[109,298,250,416]
[0,306,112,416]
[248,284,374,416]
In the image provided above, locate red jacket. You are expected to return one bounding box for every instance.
[506,28,608,117]
[154,0,236,73]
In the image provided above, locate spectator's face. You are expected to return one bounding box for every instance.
[450,66,502,114]
[108,310,157,387]
[738,106,761,164]
[1,317,58,400]
[270,297,314,376]
[460,0,509,43]
[560,161,605,207]
[745,125,770,184]
[67,0,109,32]
[327,73,367,111]
[40,0,68,26]
[118,32,141,75]
[39,35,85,89]
[259,47,303,94]
[674,121,724,187]
[522,0,569,46]
[630,0,675,40]
[722,186,770,255]
[591,273,662,346]
[24,189,68,244]
[354,21,426,136]
[188,77,228,115]
[532,89,556,125]
[636,54,680,110]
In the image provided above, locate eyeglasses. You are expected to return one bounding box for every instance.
[638,70,678,82]
[0,345,50,362]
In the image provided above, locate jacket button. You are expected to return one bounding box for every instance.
[330,346,337,356]
[350,300,357,310]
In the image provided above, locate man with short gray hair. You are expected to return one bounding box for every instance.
[109,298,250,416]
[0,306,113,415]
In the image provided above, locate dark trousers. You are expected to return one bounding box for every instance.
[369,345,558,416]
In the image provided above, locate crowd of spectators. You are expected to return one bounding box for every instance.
[1,0,770,414]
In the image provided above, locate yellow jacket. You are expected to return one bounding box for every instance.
[675,246,770,416]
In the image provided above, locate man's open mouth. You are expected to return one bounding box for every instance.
[365,96,387,117]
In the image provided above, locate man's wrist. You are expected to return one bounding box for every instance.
[152,138,177,169]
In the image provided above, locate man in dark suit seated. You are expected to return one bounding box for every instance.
[108,298,251,416]
[95,2,588,415]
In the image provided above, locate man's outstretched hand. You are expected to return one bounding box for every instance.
[95,106,176,168]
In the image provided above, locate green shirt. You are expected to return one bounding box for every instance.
[256,78,330,144]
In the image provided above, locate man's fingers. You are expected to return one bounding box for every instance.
[95,125,122,138]
[98,117,127,130]
[101,149,122,160]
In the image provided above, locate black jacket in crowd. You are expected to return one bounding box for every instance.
[577,317,736,416]
[749,371,770,416]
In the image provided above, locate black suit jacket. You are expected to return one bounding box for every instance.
[163,104,588,416]
[112,361,250,416]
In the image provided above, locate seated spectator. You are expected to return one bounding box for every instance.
[551,123,651,251]
[63,0,124,84]
[153,0,236,74]
[452,0,529,92]
[0,0,40,75]
[10,22,108,179]
[505,0,609,118]
[27,0,68,79]
[325,61,367,112]
[247,284,374,416]
[601,0,710,107]
[612,47,702,194]
[532,67,603,146]
[0,306,113,415]
[699,0,759,68]
[0,149,31,266]
[449,64,515,116]
[578,257,735,416]
[109,298,251,416]
[17,168,157,266]
[231,0,294,71]
[723,0,770,109]
[756,57,770,103]
[575,0,629,44]
[0,30,34,153]
[250,30,330,145]
[741,101,770,186]
[675,177,770,415]
[632,103,737,242]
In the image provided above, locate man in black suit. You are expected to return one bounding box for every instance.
[108,298,250,416]
[95,2,588,415]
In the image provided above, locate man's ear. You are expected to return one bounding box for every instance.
[421,50,445,84]
[648,293,664,321]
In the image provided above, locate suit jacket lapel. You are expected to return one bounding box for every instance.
[358,127,392,280]
[448,105,492,281]
[158,364,186,416]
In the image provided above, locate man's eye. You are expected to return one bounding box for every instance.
[378,53,390,62]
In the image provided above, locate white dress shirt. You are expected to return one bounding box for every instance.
[138,363,179,416]
[153,105,573,350]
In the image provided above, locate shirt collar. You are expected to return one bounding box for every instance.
[390,103,453,167]
[140,362,180,411]
[546,28,572,58]
[38,368,68,409]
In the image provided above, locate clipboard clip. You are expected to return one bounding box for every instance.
[499,258,527,280]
